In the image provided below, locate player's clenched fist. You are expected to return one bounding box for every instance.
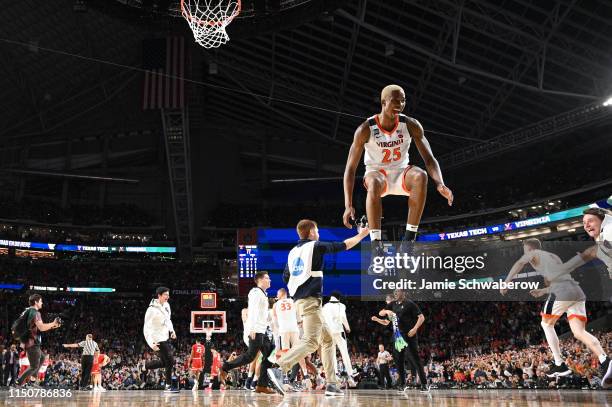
[343,206,355,228]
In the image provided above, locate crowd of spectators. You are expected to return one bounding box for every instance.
[0,199,155,228]
[207,187,609,233]
[0,258,228,293]
[0,290,608,390]
[0,223,170,245]
[0,197,165,245]
[342,332,611,390]
[206,160,610,233]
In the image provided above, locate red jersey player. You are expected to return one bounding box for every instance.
[189,338,205,391]
[91,351,110,392]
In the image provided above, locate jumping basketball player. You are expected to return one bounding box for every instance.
[539,207,612,388]
[501,238,611,388]
[343,84,453,264]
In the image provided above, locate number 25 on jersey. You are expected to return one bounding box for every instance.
[382,147,401,163]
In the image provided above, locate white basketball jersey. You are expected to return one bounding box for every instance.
[274,298,299,334]
[364,114,412,172]
[529,250,577,285]
[596,214,612,275]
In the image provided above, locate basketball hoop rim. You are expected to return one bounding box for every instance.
[180,0,241,28]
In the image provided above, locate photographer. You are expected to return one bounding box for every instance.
[15,294,61,387]
[63,334,99,390]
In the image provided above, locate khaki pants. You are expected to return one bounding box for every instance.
[277,297,336,384]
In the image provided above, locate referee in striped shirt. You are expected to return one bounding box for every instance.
[63,334,99,390]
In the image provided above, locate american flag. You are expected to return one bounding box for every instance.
[142,37,185,110]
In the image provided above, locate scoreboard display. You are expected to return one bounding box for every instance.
[238,245,258,278]
[200,292,217,309]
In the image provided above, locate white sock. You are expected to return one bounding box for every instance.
[370,229,381,241]
[541,322,563,365]
[406,224,418,232]
[599,354,607,364]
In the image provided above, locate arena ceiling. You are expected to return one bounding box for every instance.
[1,0,611,172]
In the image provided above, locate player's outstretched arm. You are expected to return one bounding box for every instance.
[343,226,370,250]
[557,246,596,276]
[38,318,61,332]
[500,255,530,295]
[371,316,390,326]
[343,122,369,228]
[62,343,79,348]
[408,118,453,206]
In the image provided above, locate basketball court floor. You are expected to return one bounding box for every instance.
[1,389,610,407]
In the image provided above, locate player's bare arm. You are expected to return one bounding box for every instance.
[407,118,453,206]
[579,245,598,262]
[343,122,370,228]
[530,286,551,298]
[550,245,598,279]
[371,316,390,326]
[501,254,531,295]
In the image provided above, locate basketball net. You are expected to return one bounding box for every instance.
[181,0,241,49]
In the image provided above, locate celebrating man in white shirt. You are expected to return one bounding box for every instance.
[322,291,356,387]
[142,287,178,393]
[219,271,276,394]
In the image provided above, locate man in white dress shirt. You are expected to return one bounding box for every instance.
[219,271,276,394]
[143,287,178,393]
[322,291,356,387]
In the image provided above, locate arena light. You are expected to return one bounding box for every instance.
[0,283,24,290]
[603,97,612,107]
[66,287,116,293]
